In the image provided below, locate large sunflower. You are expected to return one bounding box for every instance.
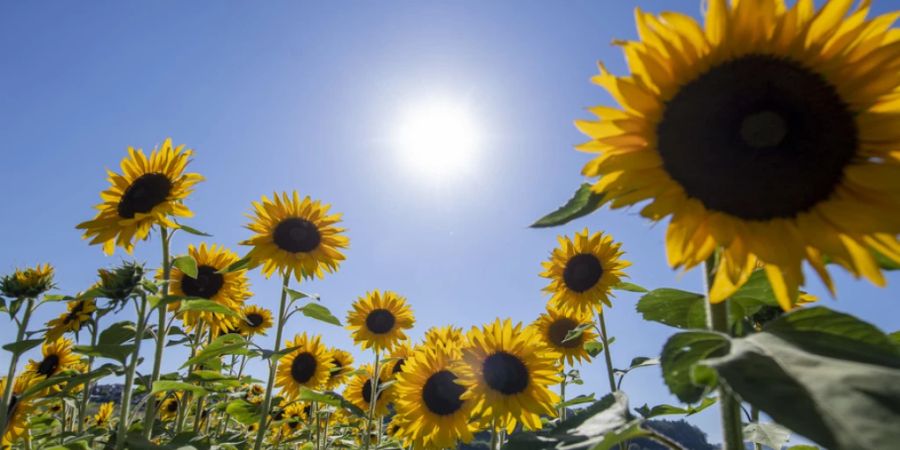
[576,0,900,309]
[344,364,392,417]
[45,297,96,341]
[324,348,355,390]
[541,229,630,315]
[166,243,251,337]
[241,191,349,282]
[394,346,476,450]
[1,374,35,447]
[276,333,334,398]
[346,290,415,352]
[531,305,597,366]
[26,337,81,381]
[238,304,273,336]
[457,319,561,432]
[77,138,203,255]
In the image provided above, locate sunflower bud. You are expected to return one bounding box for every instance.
[97,262,145,301]
[0,264,54,299]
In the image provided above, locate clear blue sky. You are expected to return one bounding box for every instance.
[2,1,898,445]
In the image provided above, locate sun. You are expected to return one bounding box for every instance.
[395,100,480,180]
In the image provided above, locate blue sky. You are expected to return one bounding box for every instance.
[2,1,898,445]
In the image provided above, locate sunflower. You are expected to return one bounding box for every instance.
[96,262,144,301]
[344,364,392,417]
[244,383,266,405]
[241,191,349,282]
[276,333,334,398]
[47,402,63,415]
[93,402,115,428]
[77,138,203,255]
[165,243,251,337]
[384,342,415,379]
[324,348,355,390]
[45,297,97,341]
[346,290,415,352]
[423,325,466,357]
[1,374,35,447]
[394,346,476,449]
[238,305,273,336]
[281,402,308,436]
[26,337,81,381]
[576,0,900,309]
[159,392,183,421]
[541,229,630,315]
[531,305,597,366]
[0,264,54,299]
[457,319,561,432]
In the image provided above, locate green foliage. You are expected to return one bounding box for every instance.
[530,183,605,228]
[660,331,729,403]
[172,255,198,279]
[181,334,249,368]
[298,303,342,326]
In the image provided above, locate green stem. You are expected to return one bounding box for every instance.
[143,226,172,439]
[703,256,744,450]
[253,273,291,450]
[364,348,381,449]
[115,294,149,450]
[0,298,33,432]
[490,420,498,450]
[559,371,567,421]
[597,311,617,393]
[77,319,100,434]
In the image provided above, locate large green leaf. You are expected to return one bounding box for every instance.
[73,343,135,364]
[173,255,198,279]
[217,256,252,274]
[744,422,791,450]
[531,183,605,228]
[98,320,136,346]
[177,299,240,319]
[2,338,43,356]
[660,331,729,403]
[299,303,341,326]
[705,308,900,450]
[181,334,249,369]
[226,399,261,425]
[636,289,707,329]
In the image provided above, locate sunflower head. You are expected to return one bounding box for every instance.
[457,319,561,432]
[1,264,54,299]
[1,374,36,446]
[346,290,415,352]
[276,333,334,398]
[46,297,97,341]
[158,392,184,421]
[325,348,355,390]
[26,337,81,381]
[423,325,467,357]
[576,0,900,309]
[165,243,251,337]
[394,345,476,450]
[384,342,416,379]
[531,304,597,366]
[541,229,630,315]
[280,402,308,435]
[241,191,349,282]
[97,261,145,301]
[239,304,273,336]
[93,402,115,428]
[344,364,392,417]
[77,139,203,255]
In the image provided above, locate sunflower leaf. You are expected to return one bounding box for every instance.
[743,422,792,450]
[177,224,212,237]
[297,388,366,418]
[562,323,593,343]
[2,338,44,356]
[217,256,252,274]
[172,255,198,279]
[584,340,604,357]
[74,344,135,365]
[150,380,207,397]
[636,289,707,329]
[286,288,320,303]
[298,303,341,326]
[225,399,261,425]
[612,282,648,293]
[177,299,240,319]
[530,183,606,228]
[660,331,729,403]
[873,250,900,270]
[98,320,137,346]
[181,334,249,369]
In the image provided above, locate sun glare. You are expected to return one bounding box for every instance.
[395,100,480,180]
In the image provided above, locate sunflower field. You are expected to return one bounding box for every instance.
[3,1,900,449]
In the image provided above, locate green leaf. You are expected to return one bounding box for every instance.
[217,255,252,274]
[584,341,604,358]
[562,323,593,344]
[177,224,212,237]
[150,380,207,397]
[530,183,605,228]
[743,422,791,450]
[98,321,136,346]
[173,255,198,279]
[74,344,135,364]
[297,388,367,417]
[636,289,706,329]
[626,356,658,370]
[890,331,900,349]
[43,294,72,302]
[873,250,900,270]
[181,334,249,369]
[286,288,319,302]
[557,394,595,409]
[299,303,341,326]
[177,299,240,319]
[612,282,648,293]
[226,399,261,425]
[660,331,729,403]
[3,338,44,356]
[705,308,900,450]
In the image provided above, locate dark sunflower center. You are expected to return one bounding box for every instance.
[117,173,173,219]
[422,370,465,416]
[180,265,225,299]
[483,351,529,395]
[63,302,85,324]
[563,254,604,293]
[361,378,375,404]
[392,358,406,375]
[273,218,322,253]
[656,54,857,220]
[330,360,343,379]
[8,396,18,417]
[290,353,317,384]
[167,400,178,413]
[365,309,396,334]
[37,354,61,376]
[548,318,581,348]
[246,313,264,328]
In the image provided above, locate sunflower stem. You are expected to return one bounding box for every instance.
[490,420,499,450]
[77,319,100,434]
[0,297,34,433]
[115,292,149,450]
[703,255,744,450]
[596,311,617,393]
[559,370,567,421]
[253,272,290,450]
[364,348,381,449]
[143,226,172,439]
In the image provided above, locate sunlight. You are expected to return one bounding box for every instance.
[395,100,480,180]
